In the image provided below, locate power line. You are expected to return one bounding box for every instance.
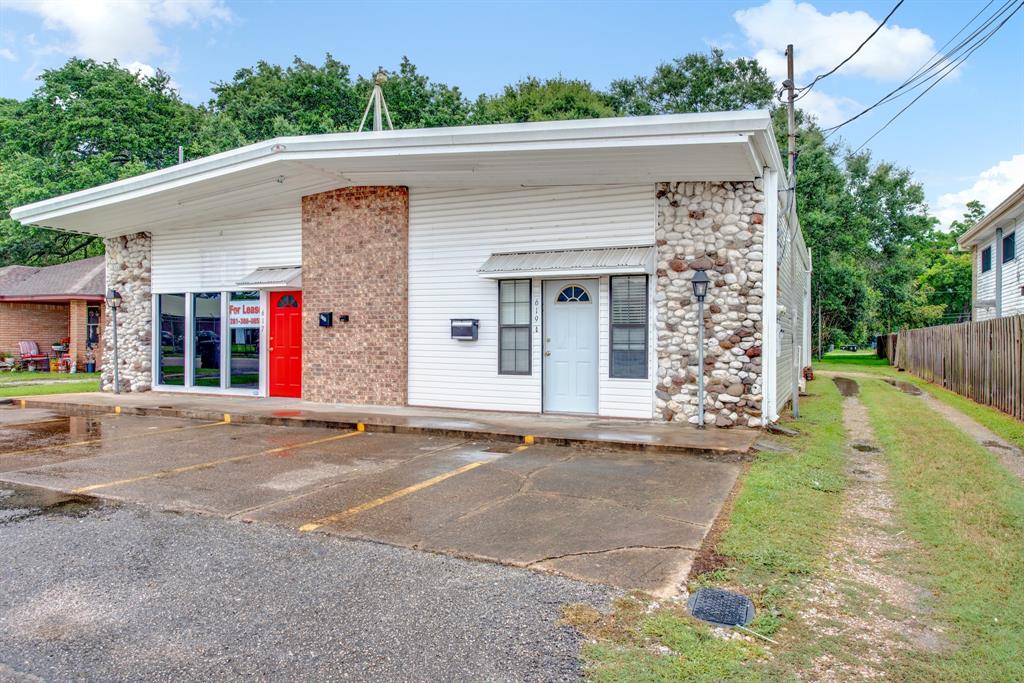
[824,0,1022,136]
[794,0,905,101]
[851,0,1023,152]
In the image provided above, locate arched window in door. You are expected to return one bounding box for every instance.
[276,294,299,308]
[556,285,591,303]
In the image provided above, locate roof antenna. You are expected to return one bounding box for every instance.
[358,70,394,132]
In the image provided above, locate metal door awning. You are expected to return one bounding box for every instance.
[477,245,655,279]
[237,265,302,289]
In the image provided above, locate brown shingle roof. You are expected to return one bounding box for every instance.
[0,256,105,299]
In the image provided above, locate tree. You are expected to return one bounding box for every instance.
[0,58,208,265]
[210,55,470,140]
[912,201,982,325]
[609,49,774,115]
[471,77,617,123]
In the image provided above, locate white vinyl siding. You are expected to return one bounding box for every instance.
[151,207,301,293]
[976,239,997,320]
[408,185,655,417]
[775,209,811,412]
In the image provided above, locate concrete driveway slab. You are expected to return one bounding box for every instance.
[0,408,742,593]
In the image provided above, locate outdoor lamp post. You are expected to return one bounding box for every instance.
[691,270,711,429]
[105,289,122,395]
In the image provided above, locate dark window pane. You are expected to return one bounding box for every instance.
[610,275,648,379]
[499,279,531,375]
[193,293,221,387]
[158,294,186,386]
[228,291,260,389]
[1003,232,1016,263]
[982,247,992,272]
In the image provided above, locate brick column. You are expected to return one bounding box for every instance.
[301,186,409,405]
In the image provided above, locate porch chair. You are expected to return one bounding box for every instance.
[17,341,49,371]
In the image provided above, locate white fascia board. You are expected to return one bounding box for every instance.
[12,112,775,225]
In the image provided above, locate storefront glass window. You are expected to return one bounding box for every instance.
[228,291,261,389]
[158,294,186,385]
[193,293,222,387]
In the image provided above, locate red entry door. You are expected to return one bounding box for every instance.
[269,291,302,398]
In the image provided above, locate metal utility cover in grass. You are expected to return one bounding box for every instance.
[688,588,755,627]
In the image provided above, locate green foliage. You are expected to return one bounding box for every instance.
[609,48,774,115]
[470,76,617,123]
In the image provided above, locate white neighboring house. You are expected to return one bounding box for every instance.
[958,183,1024,320]
[11,112,811,427]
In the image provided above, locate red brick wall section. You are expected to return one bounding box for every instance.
[68,300,104,370]
[0,302,69,361]
[301,186,409,405]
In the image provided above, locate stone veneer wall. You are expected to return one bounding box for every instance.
[654,180,765,427]
[101,232,152,392]
[301,186,409,405]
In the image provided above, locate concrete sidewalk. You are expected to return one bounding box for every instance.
[12,391,759,457]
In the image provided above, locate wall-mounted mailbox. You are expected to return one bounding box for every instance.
[450,319,479,341]
[319,312,333,327]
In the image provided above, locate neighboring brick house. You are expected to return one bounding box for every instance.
[0,256,105,371]
[11,112,811,426]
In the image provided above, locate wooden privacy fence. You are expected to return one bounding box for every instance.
[892,314,1024,421]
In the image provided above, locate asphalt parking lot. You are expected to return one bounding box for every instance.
[0,407,740,592]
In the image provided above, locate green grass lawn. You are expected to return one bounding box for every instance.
[0,380,99,397]
[816,349,1024,452]
[571,366,1024,681]
[0,371,100,384]
[568,378,849,681]
[860,379,1024,681]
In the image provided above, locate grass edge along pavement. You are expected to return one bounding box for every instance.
[816,349,1024,452]
[859,378,1024,682]
[0,380,99,398]
[564,377,849,682]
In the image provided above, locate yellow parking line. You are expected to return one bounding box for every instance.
[0,419,229,458]
[299,460,486,532]
[72,430,362,494]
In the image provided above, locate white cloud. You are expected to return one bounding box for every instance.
[7,0,230,63]
[934,155,1024,229]
[124,60,181,92]
[794,89,862,128]
[0,47,16,61]
[734,0,936,81]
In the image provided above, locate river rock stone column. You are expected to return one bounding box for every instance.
[654,180,765,427]
[101,232,152,393]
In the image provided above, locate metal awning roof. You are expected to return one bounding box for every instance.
[237,265,302,288]
[478,245,655,279]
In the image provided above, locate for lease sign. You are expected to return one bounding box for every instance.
[228,300,262,328]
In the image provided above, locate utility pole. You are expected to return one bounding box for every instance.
[785,44,800,419]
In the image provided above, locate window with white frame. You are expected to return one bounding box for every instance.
[609,275,648,379]
[498,279,531,375]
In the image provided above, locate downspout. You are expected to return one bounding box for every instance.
[762,168,779,423]
[995,227,1003,317]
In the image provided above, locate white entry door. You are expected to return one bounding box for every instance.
[543,279,598,414]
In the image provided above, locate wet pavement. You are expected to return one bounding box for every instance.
[0,481,608,682]
[0,406,740,595]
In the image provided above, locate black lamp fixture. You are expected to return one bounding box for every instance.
[690,270,711,429]
[690,269,710,301]
[105,289,122,394]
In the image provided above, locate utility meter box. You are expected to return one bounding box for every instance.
[450,319,479,341]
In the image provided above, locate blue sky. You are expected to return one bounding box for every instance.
[1,0,1022,227]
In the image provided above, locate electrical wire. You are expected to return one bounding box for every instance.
[850,0,1024,151]
[823,0,1022,137]
[793,0,905,101]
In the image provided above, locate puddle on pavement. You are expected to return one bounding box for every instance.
[882,378,923,395]
[832,377,860,397]
[0,483,107,525]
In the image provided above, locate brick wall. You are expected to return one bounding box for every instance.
[301,186,409,405]
[68,300,104,371]
[0,302,69,361]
